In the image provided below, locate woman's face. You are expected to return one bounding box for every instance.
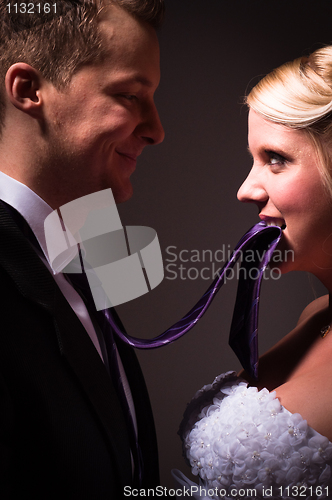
[237,109,332,280]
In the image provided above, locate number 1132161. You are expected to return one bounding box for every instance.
[278,486,328,497]
[7,3,57,13]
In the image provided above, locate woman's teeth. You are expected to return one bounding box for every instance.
[266,221,286,230]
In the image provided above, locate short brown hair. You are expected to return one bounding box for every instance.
[0,0,165,136]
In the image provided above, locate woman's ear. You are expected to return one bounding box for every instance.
[5,63,44,118]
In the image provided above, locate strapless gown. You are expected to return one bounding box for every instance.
[173,372,332,499]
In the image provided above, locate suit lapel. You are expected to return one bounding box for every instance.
[0,204,133,488]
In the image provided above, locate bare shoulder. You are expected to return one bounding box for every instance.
[273,295,332,442]
[275,364,332,442]
[240,294,331,390]
[296,294,329,326]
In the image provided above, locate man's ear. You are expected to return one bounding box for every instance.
[5,63,44,118]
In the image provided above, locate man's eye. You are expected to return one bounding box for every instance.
[121,94,137,101]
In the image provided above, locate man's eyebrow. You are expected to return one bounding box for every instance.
[109,75,155,88]
[132,76,154,87]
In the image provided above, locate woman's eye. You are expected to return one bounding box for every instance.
[266,151,287,166]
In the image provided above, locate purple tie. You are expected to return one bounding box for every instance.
[99,222,282,380]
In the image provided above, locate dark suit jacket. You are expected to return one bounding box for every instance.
[0,203,159,499]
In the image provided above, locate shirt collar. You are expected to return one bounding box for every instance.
[0,171,54,267]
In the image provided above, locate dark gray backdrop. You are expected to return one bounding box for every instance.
[117,0,331,487]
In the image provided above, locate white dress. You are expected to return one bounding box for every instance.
[173,372,332,499]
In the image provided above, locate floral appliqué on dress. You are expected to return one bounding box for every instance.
[178,372,332,499]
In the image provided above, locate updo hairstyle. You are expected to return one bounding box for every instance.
[247,46,332,197]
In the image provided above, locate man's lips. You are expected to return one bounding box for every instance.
[116,150,140,163]
[259,214,286,229]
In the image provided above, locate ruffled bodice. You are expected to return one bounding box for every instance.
[175,371,332,499]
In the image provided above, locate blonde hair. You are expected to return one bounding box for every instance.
[247,46,332,196]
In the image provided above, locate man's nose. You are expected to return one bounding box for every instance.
[237,166,268,205]
[138,101,165,145]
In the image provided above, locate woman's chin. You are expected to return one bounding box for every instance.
[269,259,294,276]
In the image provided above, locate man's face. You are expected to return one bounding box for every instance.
[44,6,164,206]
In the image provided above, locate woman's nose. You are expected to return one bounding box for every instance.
[237,167,268,205]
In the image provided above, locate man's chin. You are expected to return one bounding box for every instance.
[112,183,134,204]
